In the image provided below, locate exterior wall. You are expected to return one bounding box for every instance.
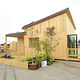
[48,13,67,59]
[24,24,42,56]
[17,37,24,55]
[24,13,69,60]
[24,35,29,56]
[66,14,75,35]
[65,13,76,60]
[10,42,17,50]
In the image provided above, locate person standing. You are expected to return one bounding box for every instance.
[4,43,7,54]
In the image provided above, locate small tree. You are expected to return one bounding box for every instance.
[45,26,59,57]
[34,26,58,60]
[40,39,52,56]
[45,27,55,44]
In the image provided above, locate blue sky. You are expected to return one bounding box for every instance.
[0,0,80,43]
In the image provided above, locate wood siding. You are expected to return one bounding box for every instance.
[17,37,24,54]
[24,13,71,60]
[10,42,17,51]
[66,14,75,35]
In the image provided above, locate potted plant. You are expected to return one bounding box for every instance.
[28,62,38,70]
[41,54,47,67]
[40,39,52,67]
[47,55,50,61]
[34,55,41,68]
[27,56,39,70]
[27,56,32,64]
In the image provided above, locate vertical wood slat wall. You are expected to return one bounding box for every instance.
[23,12,75,60]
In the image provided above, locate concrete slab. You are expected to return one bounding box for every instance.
[0,61,80,80]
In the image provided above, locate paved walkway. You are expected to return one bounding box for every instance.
[0,61,80,80]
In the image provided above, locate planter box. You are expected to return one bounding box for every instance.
[0,58,28,69]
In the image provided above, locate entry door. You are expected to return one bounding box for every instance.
[67,34,77,58]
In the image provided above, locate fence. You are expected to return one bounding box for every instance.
[7,48,25,56]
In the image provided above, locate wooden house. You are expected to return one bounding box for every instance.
[6,8,79,60]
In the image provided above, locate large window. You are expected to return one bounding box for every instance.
[67,34,77,58]
[29,38,39,48]
[67,34,77,48]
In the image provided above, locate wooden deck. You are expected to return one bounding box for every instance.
[69,58,80,61]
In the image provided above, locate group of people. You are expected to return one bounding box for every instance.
[0,43,7,53]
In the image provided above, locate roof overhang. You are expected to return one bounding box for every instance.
[6,32,26,38]
[22,8,76,30]
[66,10,76,29]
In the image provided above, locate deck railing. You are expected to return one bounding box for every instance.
[68,48,80,58]
[7,48,25,56]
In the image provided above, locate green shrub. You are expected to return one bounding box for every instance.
[16,57,23,61]
[15,57,29,62]
[47,55,50,61]
[26,56,32,62]
[47,60,54,65]
[35,56,41,64]
[10,57,17,59]
[41,54,47,61]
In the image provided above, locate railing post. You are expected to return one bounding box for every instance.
[67,48,69,60]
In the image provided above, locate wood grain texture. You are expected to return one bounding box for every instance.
[10,12,76,60]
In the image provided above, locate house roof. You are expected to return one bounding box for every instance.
[22,8,76,29]
[6,32,26,37]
